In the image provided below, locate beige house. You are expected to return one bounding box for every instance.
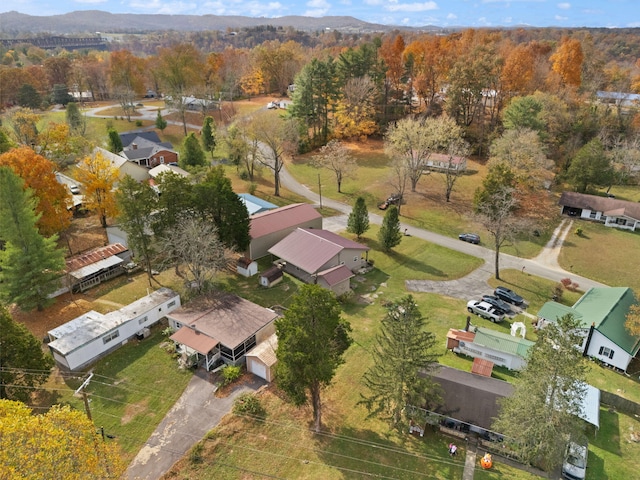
[93,147,150,184]
[248,203,322,260]
[246,333,278,382]
[268,228,369,295]
[167,293,278,371]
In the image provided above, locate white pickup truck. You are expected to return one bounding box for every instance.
[466,300,505,323]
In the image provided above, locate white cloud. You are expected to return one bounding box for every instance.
[385,2,438,13]
[128,0,198,14]
[446,13,457,20]
[555,15,568,20]
[199,0,285,16]
[363,0,384,5]
[304,0,330,16]
[74,0,107,4]
[557,2,570,9]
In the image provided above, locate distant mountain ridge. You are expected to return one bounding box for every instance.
[0,10,437,35]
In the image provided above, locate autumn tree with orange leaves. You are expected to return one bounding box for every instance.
[550,37,584,88]
[0,146,71,236]
[75,151,119,228]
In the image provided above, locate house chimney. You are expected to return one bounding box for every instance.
[132,143,138,150]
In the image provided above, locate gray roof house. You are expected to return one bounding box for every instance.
[559,191,640,231]
[268,228,369,295]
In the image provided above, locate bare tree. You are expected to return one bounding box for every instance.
[249,111,299,197]
[312,139,356,193]
[388,156,409,216]
[442,138,470,202]
[160,216,231,294]
[385,116,466,193]
[475,187,531,280]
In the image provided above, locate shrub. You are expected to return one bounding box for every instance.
[162,326,173,337]
[189,441,204,464]
[239,170,250,180]
[575,227,583,236]
[560,278,572,288]
[248,182,258,195]
[552,283,564,302]
[135,120,143,127]
[221,364,242,386]
[233,392,267,419]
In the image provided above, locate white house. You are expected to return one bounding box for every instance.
[47,288,180,371]
[559,192,640,232]
[537,287,640,372]
[446,327,534,371]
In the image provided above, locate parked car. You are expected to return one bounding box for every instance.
[458,233,480,244]
[494,286,525,306]
[69,184,80,195]
[561,441,587,480]
[481,295,513,315]
[466,300,505,323]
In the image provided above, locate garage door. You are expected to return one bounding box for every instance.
[249,359,267,380]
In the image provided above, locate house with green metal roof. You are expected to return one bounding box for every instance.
[536,287,640,371]
[447,327,534,370]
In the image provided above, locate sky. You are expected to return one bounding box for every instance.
[4,0,640,29]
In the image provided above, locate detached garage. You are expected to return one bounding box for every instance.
[246,334,278,382]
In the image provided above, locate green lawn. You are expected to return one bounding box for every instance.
[558,220,640,291]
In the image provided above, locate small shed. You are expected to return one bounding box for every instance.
[246,334,278,382]
[259,265,283,287]
[237,257,258,277]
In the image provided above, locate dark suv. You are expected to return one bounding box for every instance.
[494,286,525,306]
[482,295,513,315]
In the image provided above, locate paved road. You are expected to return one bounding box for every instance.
[280,166,605,297]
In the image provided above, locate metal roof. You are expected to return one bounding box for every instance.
[170,326,219,355]
[68,255,123,279]
[473,328,534,358]
[250,203,321,238]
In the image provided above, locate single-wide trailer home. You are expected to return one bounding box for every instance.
[47,288,180,371]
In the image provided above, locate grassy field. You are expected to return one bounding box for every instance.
[287,141,556,260]
[558,220,640,291]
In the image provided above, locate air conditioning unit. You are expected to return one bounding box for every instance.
[136,328,151,340]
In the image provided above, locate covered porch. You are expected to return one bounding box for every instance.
[170,327,220,371]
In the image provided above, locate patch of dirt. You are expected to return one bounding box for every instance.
[59,213,108,257]
[214,371,254,398]
[11,293,96,341]
[122,398,149,424]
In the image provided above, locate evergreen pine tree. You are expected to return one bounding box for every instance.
[65,102,84,134]
[0,167,65,311]
[155,110,167,132]
[201,116,217,160]
[107,127,123,153]
[180,132,206,168]
[360,295,440,430]
[347,196,370,240]
[378,205,402,251]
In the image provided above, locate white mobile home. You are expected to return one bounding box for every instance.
[47,288,180,371]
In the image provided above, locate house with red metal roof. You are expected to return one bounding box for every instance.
[268,228,370,295]
[248,203,322,260]
[65,243,131,293]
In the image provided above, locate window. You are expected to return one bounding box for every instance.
[160,156,165,164]
[168,300,176,308]
[589,211,597,219]
[598,346,614,359]
[103,330,120,345]
[138,316,148,324]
